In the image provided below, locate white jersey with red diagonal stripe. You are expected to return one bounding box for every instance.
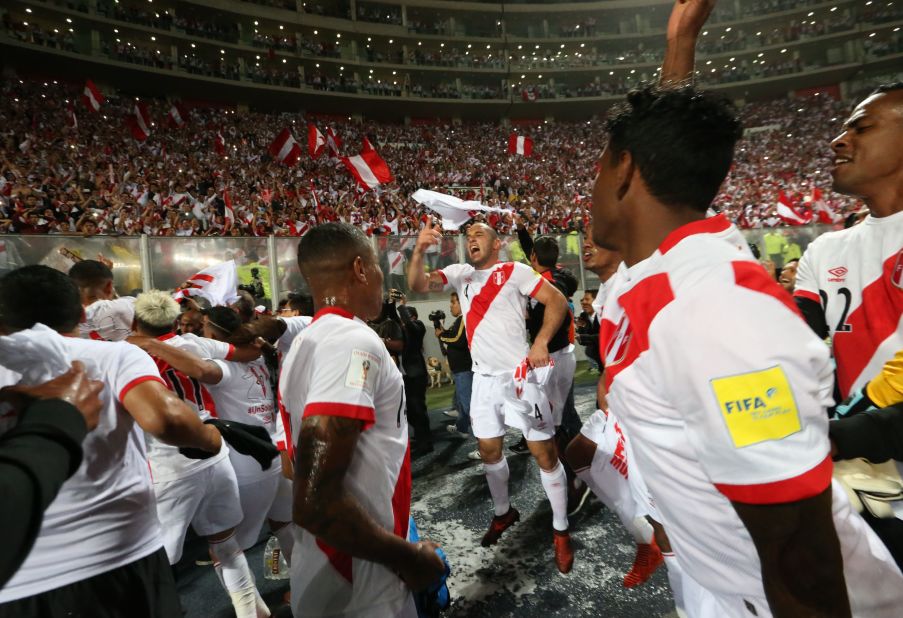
[279,307,412,618]
[794,210,903,398]
[439,261,543,376]
[145,333,228,483]
[600,214,903,611]
[0,338,165,601]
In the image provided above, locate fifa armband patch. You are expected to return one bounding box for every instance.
[345,349,380,392]
[709,366,801,448]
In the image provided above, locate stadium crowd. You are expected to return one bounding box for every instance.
[0,77,860,238]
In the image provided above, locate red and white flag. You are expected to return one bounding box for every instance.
[214,131,226,156]
[268,127,302,166]
[508,133,533,156]
[521,88,537,102]
[308,124,326,158]
[66,104,77,129]
[172,260,240,306]
[807,187,836,224]
[326,127,342,157]
[341,150,394,191]
[309,180,321,212]
[168,102,188,128]
[223,189,236,231]
[775,191,811,226]
[128,102,152,141]
[362,136,375,153]
[82,80,104,112]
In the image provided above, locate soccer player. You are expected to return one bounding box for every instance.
[408,221,576,573]
[590,83,903,616]
[131,291,270,618]
[140,305,294,565]
[280,223,445,618]
[0,266,222,618]
[793,82,903,565]
[69,259,135,341]
[564,227,668,589]
[794,83,903,403]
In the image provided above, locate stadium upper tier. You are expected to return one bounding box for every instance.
[1,0,900,118]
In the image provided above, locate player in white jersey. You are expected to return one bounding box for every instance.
[131,292,272,618]
[69,259,135,341]
[408,221,576,573]
[794,80,903,569]
[590,82,903,616]
[143,305,294,566]
[794,83,903,401]
[0,265,223,618]
[281,223,445,618]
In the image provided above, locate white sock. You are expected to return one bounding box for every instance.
[540,462,569,532]
[210,535,267,618]
[630,517,655,545]
[484,458,511,517]
[575,457,652,543]
[663,552,686,617]
[273,524,294,566]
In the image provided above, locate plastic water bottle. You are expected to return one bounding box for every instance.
[263,535,290,580]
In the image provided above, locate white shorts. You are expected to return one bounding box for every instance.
[154,457,244,564]
[471,372,555,442]
[547,347,576,426]
[235,469,294,550]
[581,409,657,521]
[681,570,773,618]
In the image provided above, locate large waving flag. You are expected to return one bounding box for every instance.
[308,124,326,158]
[775,191,811,226]
[269,128,302,166]
[82,79,104,112]
[127,102,152,141]
[342,149,393,191]
[508,133,533,156]
[326,127,342,157]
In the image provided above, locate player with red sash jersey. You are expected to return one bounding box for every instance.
[408,221,576,574]
[282,223,445,618]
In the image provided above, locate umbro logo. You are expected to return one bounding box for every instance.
[827,266,847,282]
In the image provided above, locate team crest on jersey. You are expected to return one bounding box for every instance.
[827,266,848,283]
[604,316,632,367]
[892,249,903,290]
[345,349,380,392]
[494,271,505,285]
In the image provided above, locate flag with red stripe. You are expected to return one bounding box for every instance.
[128,102,152,141]
[507,133,533,156]
[341,150,394,191]
[82,80,104,112]
[326,127,342,157]
[168,101,189,128]
[308,124,326,158]
[775,190,811,226]
[269,127,302,166]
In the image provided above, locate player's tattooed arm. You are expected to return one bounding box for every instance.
[732,487,852,618]
[426,272,445,292]
[294,414,445,589]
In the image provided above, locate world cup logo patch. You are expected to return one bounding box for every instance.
[892,249,903,290]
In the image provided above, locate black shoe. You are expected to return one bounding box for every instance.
[509,437,529,455]
[567,484,592,517]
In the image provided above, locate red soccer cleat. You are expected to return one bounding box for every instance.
[480,508,520,547]
[553,530,574,574]
[622,539,664,588]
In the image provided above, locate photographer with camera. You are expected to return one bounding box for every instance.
[397,292,433,456]
[433,293,474,441]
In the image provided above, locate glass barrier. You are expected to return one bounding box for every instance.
[0,234,144,294]
[274,236,309,298]
[0,223,840,310]
[147,236,273,308]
